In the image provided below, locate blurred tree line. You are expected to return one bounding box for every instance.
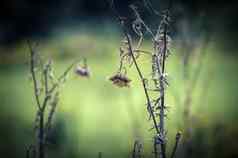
[0,0,237,50]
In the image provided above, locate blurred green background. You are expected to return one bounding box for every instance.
[1,22,238,158]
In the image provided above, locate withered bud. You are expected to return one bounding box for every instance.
[75,65,90,77]
[109,73,131,88]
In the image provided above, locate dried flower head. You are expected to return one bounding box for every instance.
[109,73,131,87]
[75,65,90,77]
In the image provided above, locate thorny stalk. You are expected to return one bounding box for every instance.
[159,11,169,158]
[109,0,181,157]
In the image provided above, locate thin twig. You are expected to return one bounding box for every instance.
[49,61,77,94]
[130,5,156,40]
[170,132,182,158]
[38,111,45,158]
[28,41,42,110]
[42,61,51,111]
[123,26,160,134]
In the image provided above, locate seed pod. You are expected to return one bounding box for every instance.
[109,73,131,88]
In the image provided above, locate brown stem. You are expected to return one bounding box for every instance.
[123,26,160,134]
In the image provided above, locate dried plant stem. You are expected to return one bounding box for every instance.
[48,61,76,94]
[38,111,45,158]
[29,44,46,158]
[110,1,181,158]
[28,42,46,158]
[153,138,159,158]
[29,42,41,110]
[158,1,176,156]
[170,132,181,158]
[159,13,169,158]
[122,26,160,134]
[132,140,143,158]
[27,41,77,158]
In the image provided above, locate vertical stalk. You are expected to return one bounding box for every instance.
[153,137,158,158]
[27,41,76,158]
[154,8,170,158]
[122,27,160,134]
[109,2,179,158]
[132,141,137,158]
[170,132,181,158]
[158,12,169,158]
[39,110,45,158]
[28,41,41,110]
[98,152,102,158]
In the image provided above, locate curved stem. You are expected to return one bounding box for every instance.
[170,132,181,158]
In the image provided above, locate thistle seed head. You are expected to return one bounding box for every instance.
[109,73,131,88]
